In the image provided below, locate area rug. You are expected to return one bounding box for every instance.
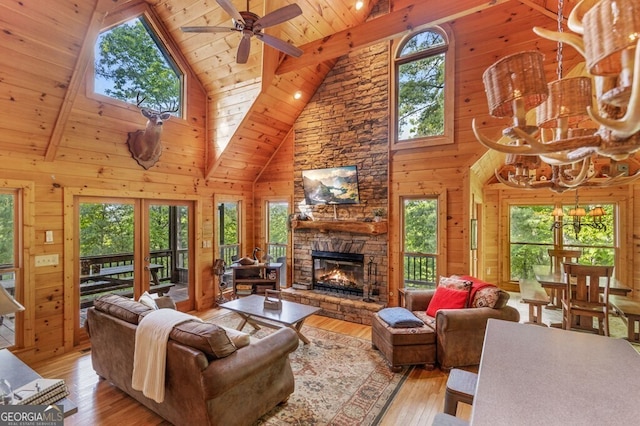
[210,312,411,426]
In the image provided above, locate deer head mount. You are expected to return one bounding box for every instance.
[127,94,177,170]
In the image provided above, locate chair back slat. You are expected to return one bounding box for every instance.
[548,249,581,272]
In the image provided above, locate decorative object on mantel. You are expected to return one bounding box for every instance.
[550,189,606,238]
[263,290,282,310]
[373,208,385,222]
[472,0,640,192]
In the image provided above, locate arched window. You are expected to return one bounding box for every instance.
[392,26,454,149]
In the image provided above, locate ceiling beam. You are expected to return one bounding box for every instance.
[275,0,510,75]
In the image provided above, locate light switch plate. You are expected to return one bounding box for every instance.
[35,254,59,267]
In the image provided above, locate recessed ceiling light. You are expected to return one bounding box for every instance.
[294,91,303,100]
[355,1,364,11]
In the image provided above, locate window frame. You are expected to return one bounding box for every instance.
[87,2,187,118]
[0,180,35,350]
[505,199,621,284]
[399,193,448,289]
[390,24,455,151]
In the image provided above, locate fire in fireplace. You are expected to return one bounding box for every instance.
[311,250,367,296]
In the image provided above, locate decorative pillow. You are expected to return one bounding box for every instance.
[170,321,237,359]
[471,285,501,308]
[438,276,473,307]
[138,291,158,310]
[438,276,472,290]
[94,294,152,324]
[426,286,469,317]
[220,326,251,348]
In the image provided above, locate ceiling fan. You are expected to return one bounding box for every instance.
[181,0,303,64]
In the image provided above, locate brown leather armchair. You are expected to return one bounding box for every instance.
[405,289,520,370]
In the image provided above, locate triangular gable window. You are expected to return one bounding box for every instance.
[94,14,183,117]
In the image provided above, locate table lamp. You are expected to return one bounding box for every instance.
[0,285,24,326]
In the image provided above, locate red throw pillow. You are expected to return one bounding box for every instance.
[426,286,469,317]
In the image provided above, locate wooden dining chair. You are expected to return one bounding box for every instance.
[561,262,614,336]
[548,249,582,272]
[546,249,582,306]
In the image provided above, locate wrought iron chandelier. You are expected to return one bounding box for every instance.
[550,190,607,237]
[473,0,640,193]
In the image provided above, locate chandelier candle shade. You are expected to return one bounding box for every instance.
[473,0,640,192]
[482,51,548,133]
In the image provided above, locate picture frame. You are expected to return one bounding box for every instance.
[470,219,478,250]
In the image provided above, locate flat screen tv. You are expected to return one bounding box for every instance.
[302,165,360,205]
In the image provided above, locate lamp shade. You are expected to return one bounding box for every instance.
[482,51,548,118]
[583,0,640,76]
[0,286,24,316]
[536,77,593,129]
[589,206,606,217]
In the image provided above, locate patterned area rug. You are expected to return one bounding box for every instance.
[211,313,411,426]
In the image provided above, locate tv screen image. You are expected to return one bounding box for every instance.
[302,166,360,205]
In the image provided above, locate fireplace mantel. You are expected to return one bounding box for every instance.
[292,219,387,235]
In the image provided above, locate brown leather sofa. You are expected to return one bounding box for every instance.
[85,295,299,426]
[404,289,520,370]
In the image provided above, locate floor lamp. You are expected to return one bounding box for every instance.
[0,286,24,327]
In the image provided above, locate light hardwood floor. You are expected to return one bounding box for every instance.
[30,308,472,425]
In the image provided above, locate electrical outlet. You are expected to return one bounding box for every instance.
[35,254,59,267]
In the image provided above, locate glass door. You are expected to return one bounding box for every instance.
[143,201,194,310]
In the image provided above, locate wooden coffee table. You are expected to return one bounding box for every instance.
[221,295,321,344]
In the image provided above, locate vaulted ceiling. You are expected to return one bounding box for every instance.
[1,0,573,183]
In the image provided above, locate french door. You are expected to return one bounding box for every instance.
[75,196,194,344]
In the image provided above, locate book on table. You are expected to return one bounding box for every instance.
[12,378,69,405]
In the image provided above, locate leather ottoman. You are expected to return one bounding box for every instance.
[371,311,436,372]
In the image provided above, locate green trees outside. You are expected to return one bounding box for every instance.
[509,204,615,280]
[0,194,14,266]
[94,16,181,112]
[267,202,288,259]
[397,30,446,140]
[80,203,134,256]
[403,199,438,287]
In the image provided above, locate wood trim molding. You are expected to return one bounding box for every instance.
[291,220,388,235]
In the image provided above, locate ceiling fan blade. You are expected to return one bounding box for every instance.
[236,35,251,64]
[216,0,245,24]
[181,26,237,33]
[254,4,302,30]
[257,33,303,58]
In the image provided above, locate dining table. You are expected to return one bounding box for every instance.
[470,319,640,425]
[533,264,631,308]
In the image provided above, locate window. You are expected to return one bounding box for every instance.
[0,190,19,348]
[509,204,616,281]
[218,201,240,266]
[266,201,288,261]
[94,13,183,115]
[392,26,454,149]
[402,198,439,288]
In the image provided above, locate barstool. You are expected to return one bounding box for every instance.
[444,369,477,416]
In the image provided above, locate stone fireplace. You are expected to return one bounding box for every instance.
[283,32,390,325]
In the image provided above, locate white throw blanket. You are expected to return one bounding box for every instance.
[131,309,201,403]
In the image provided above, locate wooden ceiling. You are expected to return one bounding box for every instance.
[0,0,576,183]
